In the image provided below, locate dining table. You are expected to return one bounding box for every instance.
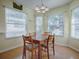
[31,34,49,59]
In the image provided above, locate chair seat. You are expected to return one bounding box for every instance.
[22,35,38,59]
[41,44,47,48]
[26,44,38,50]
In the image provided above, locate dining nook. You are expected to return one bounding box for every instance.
[0,0,79,59]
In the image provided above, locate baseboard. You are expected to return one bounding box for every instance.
[68,45,79,52]
[0,43,79,53]
[55,42,79,52]
[55,42,67,47]
[0,45,22,53]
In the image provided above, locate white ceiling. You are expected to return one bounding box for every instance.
[15,0,72,9]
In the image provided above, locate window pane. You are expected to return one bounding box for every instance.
[36,16,43,35]
[48,14,64,36]
[71,7,79,38]
[5,8,26,38]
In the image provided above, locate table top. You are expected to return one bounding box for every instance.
[32,34,48,41]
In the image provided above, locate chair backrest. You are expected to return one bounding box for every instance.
[47,34,55,44]
[42,32,49,36]
[22,35,34,48]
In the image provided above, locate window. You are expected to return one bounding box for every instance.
[48,14,64,36]
[36,16,43,34]
[71,7,79,39]
[5,8,26,38]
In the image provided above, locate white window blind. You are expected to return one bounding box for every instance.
[48,14,64,36]
[5,8,26,38]
[71,7,79,39]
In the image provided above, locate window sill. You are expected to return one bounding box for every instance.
[5,36,22,39]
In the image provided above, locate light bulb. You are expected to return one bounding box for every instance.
[45,7,49,11]
[37,10,41,12]
[35,7,40,11]
[42,11,45,13]
[41,6,45,9]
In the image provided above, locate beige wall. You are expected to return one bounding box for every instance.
[44,4,70,46]
[44,0,79,51]
[68,0,79,51]
[0,0,35,52]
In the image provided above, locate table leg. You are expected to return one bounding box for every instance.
[38,42,42,59]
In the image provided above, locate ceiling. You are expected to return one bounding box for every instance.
[15,0,72,10]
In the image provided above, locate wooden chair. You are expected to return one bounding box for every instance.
[41,34,55,59]
[22,35,38,59]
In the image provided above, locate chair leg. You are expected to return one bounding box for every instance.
[52,41,55,55]
[25,51,26,59]
[22,48,24,59]
[31,51,34,59]
[22,48,26,59]
[35,50,37,59]
[47,46,49,59]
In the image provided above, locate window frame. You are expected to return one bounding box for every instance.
[48,13,64,36]
[5,8,27,38]
[35,16,43,34]
[71,6,79,39]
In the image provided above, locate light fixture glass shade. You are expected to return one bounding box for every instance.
[35,7,49,13]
